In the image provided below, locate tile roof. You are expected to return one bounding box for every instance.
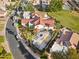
[34,19,40,25]
[60,31,72,41]
[70,33,79,49]
[21,19,29,24]
[57,30,73,46]
[40,18,55,27]
[21,13,55,28]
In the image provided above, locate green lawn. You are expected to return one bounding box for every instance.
[0,47,12,59]
[0,47,3,53]
[20,29,35,41]
[0,36,4,43]
[48,11,79,32]
[0,36,12,59]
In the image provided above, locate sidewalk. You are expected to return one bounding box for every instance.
[0,16,11,53]
[0,31,4,36]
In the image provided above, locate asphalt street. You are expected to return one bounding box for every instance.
[5,18,35,59]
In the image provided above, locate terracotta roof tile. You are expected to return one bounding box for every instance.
[70,33,79,49]
[21,19,29,24]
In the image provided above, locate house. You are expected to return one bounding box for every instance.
[69,33,79,49]
[50,28,73,53]
[34,16,55,32]
[62,0,72,10]
[29,0,51,10]
[40,14,55,27]
[32,31,52,51]
[57,28,73,47]
[50,28,79,53]
[21,13,55,32]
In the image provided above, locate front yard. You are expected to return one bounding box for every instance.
[20,29,36,41]
[48,11,79,32]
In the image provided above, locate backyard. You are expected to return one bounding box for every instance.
[48,11,79,32]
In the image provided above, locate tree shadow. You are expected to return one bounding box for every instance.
[76,41,79,53]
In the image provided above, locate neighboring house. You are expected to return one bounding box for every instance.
[57,28,73,47]
[29,0,51,10]
[69,33,79,49]
[50,42,68,53]
[50,28,79,53]
[0,0,11,11]
[50,28,73,53]
[63,0,79,11]
[32,31,52,51]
